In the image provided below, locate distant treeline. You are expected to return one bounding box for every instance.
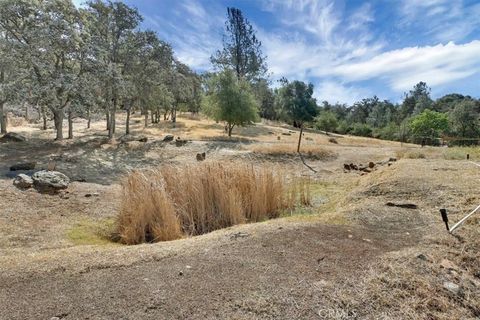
[256,81,480,146]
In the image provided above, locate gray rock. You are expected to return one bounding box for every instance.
[32,170,70,191]
[0,132,27,142]
[175,138,188,147]
[443,281,461,295]
[119,135,147,143]
[10,162,36,171]
[13,174,33,189]
[416,253,429,261]
[163,135,174,142]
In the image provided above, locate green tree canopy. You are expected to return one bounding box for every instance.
[315,110,338,134]
[276,80,318,152]
[409,109,449,141]
[211,7,267,82]
[202,70,259,136]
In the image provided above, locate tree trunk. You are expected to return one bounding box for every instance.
[297,125,304,153]
[228,124,234,137]
[126,108,131,135]
[106,110,110,131]
[42,107,47,130]
[53,109,64,140]
[108,107,113,139]
[144,109,148,127]
[68,110,73,139]
[24,102,29,121]
[0,101,6,134]
[151,110,154,123]
[112,98,117,134]
[87,108,91,129]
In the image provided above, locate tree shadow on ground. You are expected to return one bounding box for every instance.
[0,135,174,185]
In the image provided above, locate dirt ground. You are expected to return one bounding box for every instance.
[0,114,479,319]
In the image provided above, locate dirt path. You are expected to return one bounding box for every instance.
[0,220,420,320]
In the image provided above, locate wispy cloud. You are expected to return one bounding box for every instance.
[398,0,480,42]
[332,41,480,91]
[133,0,480,103]
[143,0,224,70]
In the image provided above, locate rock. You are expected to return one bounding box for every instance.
[13,174,33,188]
[0,132,27,143]
[361,168,372,173]
[440,259,458,271]
[119,135,147,143]
[163,135,174,142]
[32,170,70,191]
[85,193,99,198]
[443,281,461,295]
[328,137,338,144]
[10,162,36,171]
[368,161,375,168]
[175,138,188,147]
[350,163,358,170]
[417,253,430,261]
[389,157,397,162]
[344,164,351,170]
[230,232,250,240]
[277,136,281,140]
[196,152,206,161]
[281,133,291,136]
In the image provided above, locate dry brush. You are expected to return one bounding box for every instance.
[115,162,310,244]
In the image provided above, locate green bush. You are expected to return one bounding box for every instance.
[351,123,373,137]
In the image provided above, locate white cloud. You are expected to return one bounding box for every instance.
[143,0,224,71]
[314,81,370,105]
[331,41,480,91]
[399,0,480,42]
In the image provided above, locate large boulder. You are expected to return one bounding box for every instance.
[0,132,27,143]
[10,162,36,171]
[32,170,70,191]
[13,174,33,189]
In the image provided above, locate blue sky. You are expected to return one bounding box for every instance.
[75,0,480,104]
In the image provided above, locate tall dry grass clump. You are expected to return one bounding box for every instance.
[116,162,310,244]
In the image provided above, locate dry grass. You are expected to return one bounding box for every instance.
[250,143,336,160]
[443,146,480,160]
[328,229,480,319]
[115,162,310,244]
[396,149,427,159]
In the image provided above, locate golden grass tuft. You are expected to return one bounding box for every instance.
[115,162,310,244]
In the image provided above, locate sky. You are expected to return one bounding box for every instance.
[74,0,480,104]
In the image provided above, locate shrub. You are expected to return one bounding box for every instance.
[351,123,373,137]
[115,162,310,244]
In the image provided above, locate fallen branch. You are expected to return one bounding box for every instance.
[298,152,317,173]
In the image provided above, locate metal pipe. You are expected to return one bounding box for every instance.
[449,204,480,233]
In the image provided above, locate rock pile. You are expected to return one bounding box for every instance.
[343,158,397,174]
